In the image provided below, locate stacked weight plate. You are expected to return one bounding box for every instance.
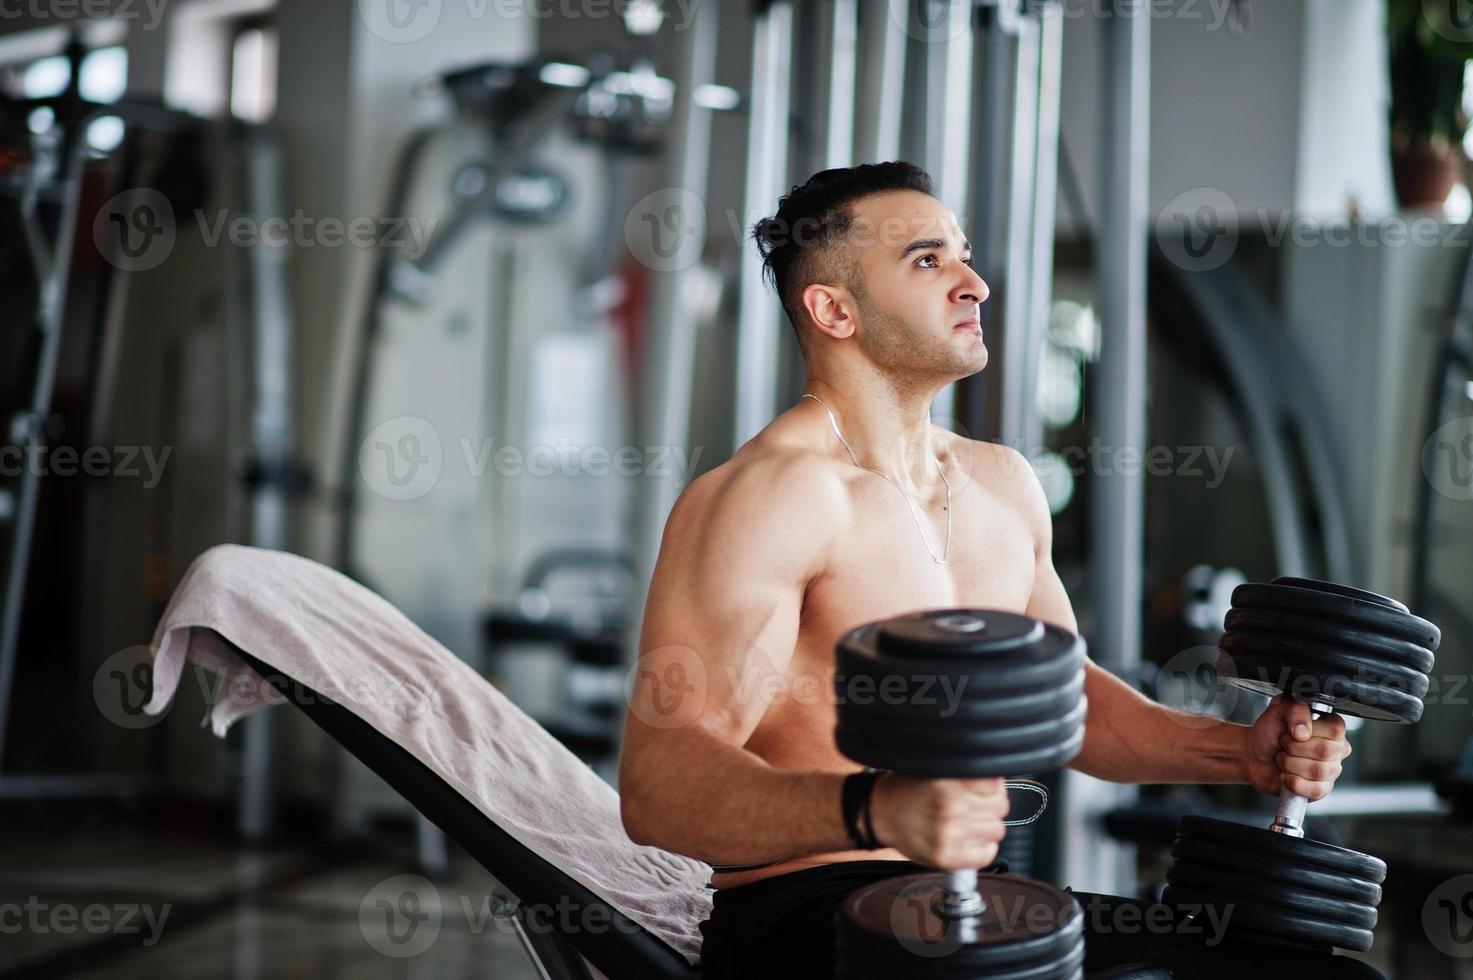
[1162,577,1439,953]
[1216,576,1439,724]
[835,874,1085,979]
[833,609,1089,978]
[1165,815,1385,952]
[834,610,1087,777]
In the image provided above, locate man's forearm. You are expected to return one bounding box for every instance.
[620,724,855,866]
[1070,661,1250,785]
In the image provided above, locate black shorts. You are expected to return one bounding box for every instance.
[696,859,1387,980]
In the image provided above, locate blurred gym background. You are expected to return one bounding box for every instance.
[1,0,1472,976]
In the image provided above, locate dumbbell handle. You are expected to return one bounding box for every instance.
[1269,700,1333,838]
[940,869,985,917]
[937,780,1050,917]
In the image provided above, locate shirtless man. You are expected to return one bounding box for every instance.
[618,163,1372,979]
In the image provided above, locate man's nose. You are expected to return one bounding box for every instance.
[957,271,989,306]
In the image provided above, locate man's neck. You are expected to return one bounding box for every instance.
[799,378,946,493]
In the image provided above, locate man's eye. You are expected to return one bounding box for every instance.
[918,255,974,268]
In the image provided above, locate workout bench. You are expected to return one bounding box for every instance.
[145,546,1175,979]
[144,544,708,980]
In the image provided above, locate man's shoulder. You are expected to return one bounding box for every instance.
[674,442,850,529]
[944,432,1048,524]
[941,430,1033,483]
[703,432,851,493]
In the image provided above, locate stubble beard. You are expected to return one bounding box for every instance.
[855,292,987,393]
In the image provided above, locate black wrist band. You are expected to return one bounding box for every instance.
[842,768,885,849]
[860,781,879,848]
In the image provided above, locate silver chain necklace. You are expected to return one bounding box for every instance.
[801,392,952,565]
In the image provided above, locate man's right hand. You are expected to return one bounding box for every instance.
[868,774,1011,870]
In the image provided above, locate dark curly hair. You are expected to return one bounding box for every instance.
[750,161,935,352]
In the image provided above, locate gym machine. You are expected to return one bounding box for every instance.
[0,35,203,801]
[1413,219,1473,796]
[340,51,741,597]
[0,35,306,830]
[335,29,740,863]
[484,548,633,762]
[1147,254,1353,584]
[1412,232,1473,621]
[332,54,627,869]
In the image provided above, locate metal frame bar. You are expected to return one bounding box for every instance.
[1021,3,1062,456]
[854,0,907,163]
[824,0,858,171]
[773,0,859,409]
[965,3,1015,441]
[236,129,294,844]
[491,885,599,980]
[734,0,794,446]
[925,0,976,424]
[921,0,975,209]
[626,0,718,664]
[1068,4,1152,897]
[998,14,1040,447]
[0,120,91,768]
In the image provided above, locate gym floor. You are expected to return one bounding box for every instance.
[11,803,1473,979]
[0,804,539,980]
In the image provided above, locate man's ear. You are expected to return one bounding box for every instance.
[803,282,856,341]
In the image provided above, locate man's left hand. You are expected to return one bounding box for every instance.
[1244,696,1351,800]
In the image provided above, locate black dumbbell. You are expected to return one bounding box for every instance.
[831,609,1090,979]
[1162,577,1440,953]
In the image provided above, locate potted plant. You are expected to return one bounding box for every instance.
[1387,0,1473,209]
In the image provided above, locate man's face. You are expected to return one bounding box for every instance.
[840,190,990,382]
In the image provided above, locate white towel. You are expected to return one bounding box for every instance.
[145,543,711,965]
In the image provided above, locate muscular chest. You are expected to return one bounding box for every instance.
[743,479,1038,763]
[810,477,1037,626]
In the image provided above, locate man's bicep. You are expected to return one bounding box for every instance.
[1011,449,1080,634]
[628,473,819,748]
[1025,549,1078,635]
[672,573,804,745]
